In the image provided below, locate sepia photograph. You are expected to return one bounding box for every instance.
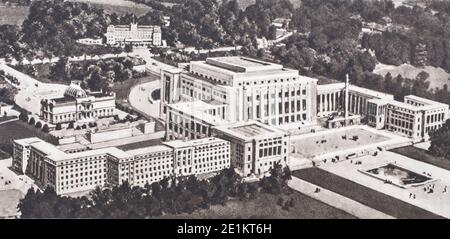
[1,0,450,227]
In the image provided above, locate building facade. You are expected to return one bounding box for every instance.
[161,56,318,140]
[317,83,449,141]
[106,23,162,48]
[76,38,103,45]
[165,100,229,141]
[12,137,230,195]
[40,83,116,126]
[214,121,289,177]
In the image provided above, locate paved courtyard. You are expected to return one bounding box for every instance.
[318,150,450,218]
[289,126,412,170]
[291,126,390,158]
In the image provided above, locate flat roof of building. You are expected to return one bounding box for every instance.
[388,100,422,111]
[50,97,76,104]
[167,100,229,125]
[349,85,394,100]
[405,95,449,108]
[46,147,131,162]
[203,56,284,73]
[56,143,89,152]
[230,124,275,137]
[163,137,228,149]
[30,141,66,159]
[126,145,172,156]
[214,121,287,141]
[14,137,42,146]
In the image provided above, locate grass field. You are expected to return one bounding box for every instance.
[0,120,54,155]
[374,63,450,90]
[293,168,442,219]
[158,190,356,219]
[237,0,302,9]
[0,5,29,25]
[391,146,450,172]
[66,0,151,16]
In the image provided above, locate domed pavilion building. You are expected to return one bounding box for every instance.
[40,81,116,126]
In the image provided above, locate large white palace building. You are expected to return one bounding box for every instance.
[106,23,162,48]
[160,56,449,178]
[161,56,318,140]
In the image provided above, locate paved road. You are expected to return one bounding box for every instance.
[0,118,18,125]
[0,64,67,115]
[288,176,395,219]
[128,80,161,119]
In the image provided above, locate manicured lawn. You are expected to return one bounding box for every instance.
[293,168,443,219]
[391,146,450,172]
[158,190,356,219]
[0,5,29,25]
[0,120,54,155]
[66,0,151,16]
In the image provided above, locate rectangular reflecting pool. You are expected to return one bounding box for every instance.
[361,164,434,188]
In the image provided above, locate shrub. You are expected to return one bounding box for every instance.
[42,124,49,133]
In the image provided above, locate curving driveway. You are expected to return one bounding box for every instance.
[128,80,161,119]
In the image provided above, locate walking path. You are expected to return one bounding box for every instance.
[320,151,450,218]
[0,118,18,125]
[288,176,395,219]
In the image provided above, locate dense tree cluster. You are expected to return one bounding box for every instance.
[429,119,450,159]
[1,0,31,6]
[0,25,22,60]
[271,0,374,80]
[21,0,110,56]
[18,164,292,218]
[156,0,293,49]
[0,0,124,61]
[47,57,144,92]
[359,1,450,72]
